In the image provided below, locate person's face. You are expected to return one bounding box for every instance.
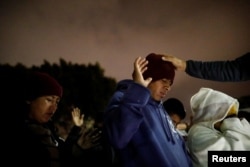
[169,113,182,128]
[28,95,60,124]
[147,79,172,101]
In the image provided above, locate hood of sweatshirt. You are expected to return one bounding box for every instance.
[190,87,239,126]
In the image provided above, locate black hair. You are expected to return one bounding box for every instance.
[163,98,186,120]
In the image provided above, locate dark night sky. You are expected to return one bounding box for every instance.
[1,0,250,121]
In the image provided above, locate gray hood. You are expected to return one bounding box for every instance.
[190,87,239,125]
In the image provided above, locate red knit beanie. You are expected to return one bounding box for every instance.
[143,53,175,85]
[25,71,63,100]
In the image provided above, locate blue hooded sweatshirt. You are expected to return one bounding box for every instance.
[104,80,193,167]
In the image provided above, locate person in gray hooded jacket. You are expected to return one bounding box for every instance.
[187,87,250,167]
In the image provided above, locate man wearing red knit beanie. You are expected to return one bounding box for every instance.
[104,53,193,167]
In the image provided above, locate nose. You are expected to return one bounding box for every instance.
[50,101,58,112]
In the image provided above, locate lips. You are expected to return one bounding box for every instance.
[46,112,54,117]
[160,92,167,98]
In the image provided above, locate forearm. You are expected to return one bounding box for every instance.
[186,60,242,81]
[186,53,250,81]
[104,83,150,149]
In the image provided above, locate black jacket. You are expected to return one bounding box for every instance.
[186,52,250,82]
[19,120,81,167]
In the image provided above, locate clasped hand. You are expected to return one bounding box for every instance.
[71,107,102,149]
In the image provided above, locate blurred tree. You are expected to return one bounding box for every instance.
[0,59,116,128]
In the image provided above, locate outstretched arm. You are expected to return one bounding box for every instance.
[162,53,250,81]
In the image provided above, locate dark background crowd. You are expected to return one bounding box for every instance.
[1,59,116,139]
[1,58,249,139]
